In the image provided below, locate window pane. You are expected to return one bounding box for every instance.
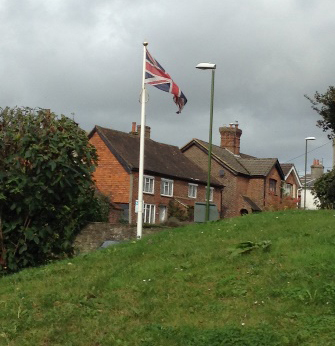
[269,179,276,193]
[161,180,173,196]
[144,176,154,193]
[188,184,197,198]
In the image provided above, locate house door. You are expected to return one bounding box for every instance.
[159,205,167,223]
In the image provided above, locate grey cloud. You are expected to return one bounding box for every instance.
[0,0,334,173]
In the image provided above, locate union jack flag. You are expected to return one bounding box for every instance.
[145,48,187,114]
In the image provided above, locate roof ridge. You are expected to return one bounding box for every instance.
[98,125,181,150]
[240,157,277,161]
[194,138,252,175]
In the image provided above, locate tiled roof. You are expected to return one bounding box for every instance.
[196,140,250,175]
[91,126,222,187]
[240,158,278,176]
[242,196,262,211]
[190,139,282,178]
[280,163,302,187]
[280,163,294,176]
[300,174,316,187]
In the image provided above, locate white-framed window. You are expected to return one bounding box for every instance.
[205,187,214,202]
[143,175,154,194]
[144,203,155,224]
[284,183,293,197]
[161,178,173,197]
[210,187,214,202]
[188,183,198,198]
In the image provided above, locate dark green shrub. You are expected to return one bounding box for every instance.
[168,200,188,221]
[85,190,110,222]
[0,107,98,273]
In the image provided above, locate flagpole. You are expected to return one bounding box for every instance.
[137,41,148,239]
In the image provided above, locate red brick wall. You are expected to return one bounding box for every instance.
[89,132,130,203]
[183,144,287,217]
[285,172,298,198]
[247,177,266,208]
[90,133,222,224]
[183,144,242,217]
[264,166,282,207]
[219,125,242,155]
[222,174,248,217]
[130,173,222,224]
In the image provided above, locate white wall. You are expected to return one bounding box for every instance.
[300,188,319,210]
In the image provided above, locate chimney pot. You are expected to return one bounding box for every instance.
[132,122,136,133]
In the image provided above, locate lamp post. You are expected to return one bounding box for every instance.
[196,62,216,221]
[304,136,316,210]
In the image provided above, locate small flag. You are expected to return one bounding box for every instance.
[145,48,187,113]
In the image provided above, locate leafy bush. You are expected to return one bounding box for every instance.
[168,200,193,221]
[0,107,98,273]
[85,190,110,222]
[313,169,335,209]
[265,196,299,211]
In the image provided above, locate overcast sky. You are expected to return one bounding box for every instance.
[1,0,335,174]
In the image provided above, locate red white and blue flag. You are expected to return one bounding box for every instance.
[145,48,187,114]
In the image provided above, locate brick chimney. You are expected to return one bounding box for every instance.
[129,122,151,139]
[311,159,324,180]
[219,122,242,155]
[137,125,151,139]
[129,122,137,135]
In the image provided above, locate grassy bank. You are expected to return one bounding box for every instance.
[1,210,335,345]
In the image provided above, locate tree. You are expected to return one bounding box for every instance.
[306,86,335,209]
[305,86,335,139]
[313,170,335,209]
[0,107,98,273]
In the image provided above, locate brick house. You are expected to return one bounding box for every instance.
[280,163,302,201]
[181,123,286,217]
[88,124,223,224]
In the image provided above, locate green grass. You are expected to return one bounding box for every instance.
[1,210,335,345]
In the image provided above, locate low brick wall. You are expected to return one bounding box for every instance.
[74,223,167,254]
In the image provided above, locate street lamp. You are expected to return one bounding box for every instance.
[196,62,216,221]
[304,136,316,210]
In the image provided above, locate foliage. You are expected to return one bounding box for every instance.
[265,196,299,211]
[2,210,335,344]
[85,190,110,222]
[305,86,335,139]
[168,200,188,221]
[313,169,335,209]
[0,107,98,273]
